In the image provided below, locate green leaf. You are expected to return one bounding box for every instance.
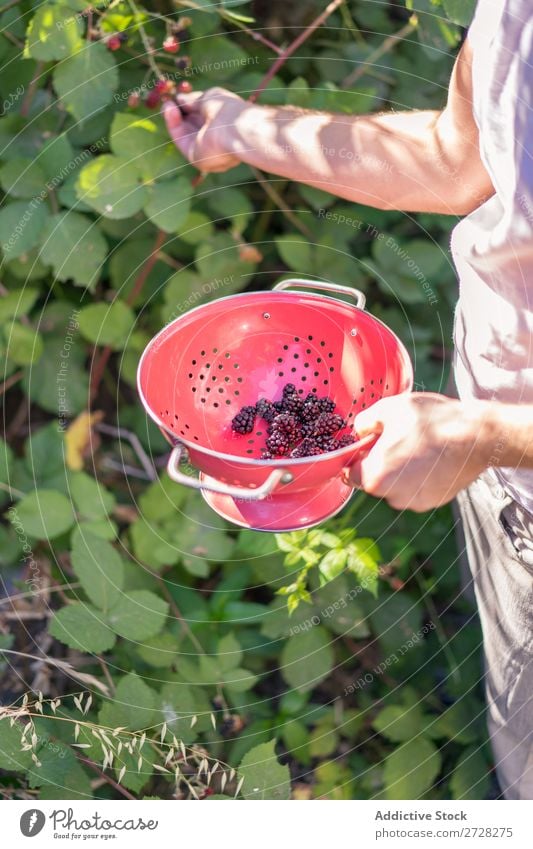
[39,211,108,289]
[49,602,116,653]
[346,538,380,595]
[319,548,347,582]
[0,199,48,259]
[0,718,35,772]
[25,4,84,60]
[106,590,168,641]
[221,667,258,692]
[3,321,43,365]
[136,631,180,668]
[275,235,312,271]
[0,158,47,198]
[53,42,119,122]
[99,673,157,732]
[280,626,334,692]
[76,154,147,219]
[22,335,89,418]
[450,746,490,800]
[143,178,192,233]
[69,471,116,520]
[110,113,183,181]
[218,632,243,671]
[0,287,39,323]
[70,527,124,611]
[28,743,92,799]
[13,489,74,539]
[372,704,425,743]
[78,301,135,350]
[383,738,441,799]
[442,0,476,27]
[238,740,290,800]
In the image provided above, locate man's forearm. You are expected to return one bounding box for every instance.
[228,104,481,214]
[230,106,466,214]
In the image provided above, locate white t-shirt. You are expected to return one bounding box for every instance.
[451,0,533,510]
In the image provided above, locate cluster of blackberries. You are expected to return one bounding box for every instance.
[231,383,356,459]
[128,77,193,110]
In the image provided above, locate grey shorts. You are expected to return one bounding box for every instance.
[456,469,533,799]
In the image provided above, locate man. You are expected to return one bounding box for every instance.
[164,0,532,799]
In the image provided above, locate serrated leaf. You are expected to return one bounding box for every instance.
[143,178,192,233]
[76,154,146,219]
[106,590,168,641]
[69,471,116,520]
[383,738,441,799]
[53,42,119,122]
[318,548,347,582]
[49,602,116,653]
[70,527,124,612]
[99,673,157,732]
[25,4,84,61]
[110,113,183,181]
[78,301,134,350]
[280,626,334,693]
[0,718,35,772]
[372,704,425,743]
[275,235,312,271]
[13,489,74,539]
[39,211,108,288]
[238,740,290,800]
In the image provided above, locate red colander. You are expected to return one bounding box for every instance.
[137,279,413,532]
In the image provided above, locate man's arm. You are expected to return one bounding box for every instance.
[164,41,494,215]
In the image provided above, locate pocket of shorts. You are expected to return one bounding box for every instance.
[498,503,533,574]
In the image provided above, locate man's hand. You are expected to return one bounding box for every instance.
[163,87,246,173]
[348,393,495,512]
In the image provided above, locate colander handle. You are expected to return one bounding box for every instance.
[273,278,366,310]
[166,444,293,501]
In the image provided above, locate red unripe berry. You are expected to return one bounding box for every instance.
[128,92,140,108]
[107,35,122,51]
[163,36,180,54]
[177,80,193,94]
[145,89,161,109]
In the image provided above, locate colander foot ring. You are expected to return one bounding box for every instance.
[166,443,293,501]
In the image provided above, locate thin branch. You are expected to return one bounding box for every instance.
[0,369,23,397]
[250,168,313,238]
[77,756,136,799]
[20,61,44,118]
[0,649,110,696]
[249,0,344,102]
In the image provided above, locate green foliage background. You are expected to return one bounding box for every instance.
[0,0,491,801]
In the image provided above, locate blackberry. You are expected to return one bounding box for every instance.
[335,433,356,449]
[280,392,303,416]
[290,438,323,458]
[231,405,256,434]
[282,383,297,397]
[265,431,292,456]
[261,450,275,460]
[255,398,277,423]
[300,397,321,422]
[315,397,336,414]
[270,413,301,442]
[315,435,338,451]
[311,412,346,438]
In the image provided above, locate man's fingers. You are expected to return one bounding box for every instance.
[353,402,385,438]
[162,101,196,159]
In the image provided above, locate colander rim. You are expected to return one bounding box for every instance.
[137,288,414,467]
